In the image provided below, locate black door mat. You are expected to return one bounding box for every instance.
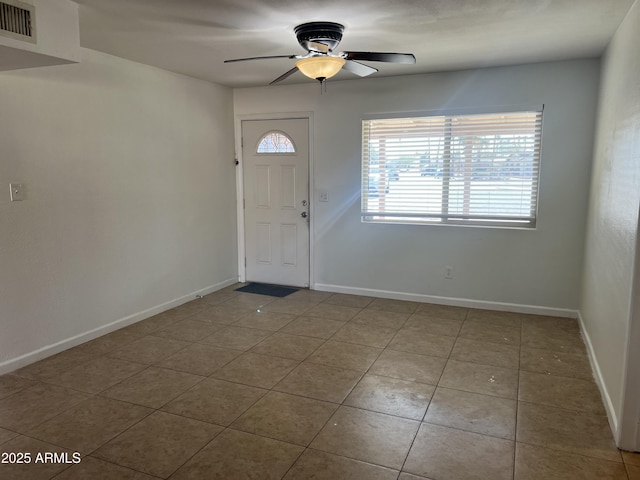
[235,282,299,298]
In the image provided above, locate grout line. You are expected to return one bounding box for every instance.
[162,425,228,477]
[431,383,517,401]
[515,439,627,464]
[296,445,403,475]
[419,416,517,444]
[513,319,523,480]
[516,398,613,416]
[398,411,423,475]
[399,314,460,475]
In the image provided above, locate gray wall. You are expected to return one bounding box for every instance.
[234,59,600,311]
[0,48,237,372]
[580,0,640,447]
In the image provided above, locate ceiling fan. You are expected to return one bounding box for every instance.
[224,21,416,85]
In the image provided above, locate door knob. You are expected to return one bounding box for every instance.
[300,211,308,218]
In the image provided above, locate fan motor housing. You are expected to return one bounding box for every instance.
[295,21,344,52]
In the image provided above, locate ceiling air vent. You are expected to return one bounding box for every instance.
[0,0,36,44]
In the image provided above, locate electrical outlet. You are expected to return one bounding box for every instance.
[445,266,453,279]
[9,183,24,202]
[319,191,329,202]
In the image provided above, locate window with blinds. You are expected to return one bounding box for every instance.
[361,109,543,228]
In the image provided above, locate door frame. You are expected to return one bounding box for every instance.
[235,112,315,288]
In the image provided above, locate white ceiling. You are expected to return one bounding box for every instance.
[74,0,635,88]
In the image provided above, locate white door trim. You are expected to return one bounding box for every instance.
[235,112,314,289]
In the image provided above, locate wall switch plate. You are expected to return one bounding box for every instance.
[9,183,24,202]
[319,191,329,202]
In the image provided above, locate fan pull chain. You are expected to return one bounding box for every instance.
[320,78,327,94]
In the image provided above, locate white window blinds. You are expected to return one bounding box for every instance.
[361,110,543,227]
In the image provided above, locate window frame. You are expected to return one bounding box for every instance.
[361,106,544,229]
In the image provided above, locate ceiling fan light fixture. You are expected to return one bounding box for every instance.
[295,56,345,82]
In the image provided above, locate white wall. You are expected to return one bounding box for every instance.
[580,0,640,449]
[0,48,237,372]
[234,60,599,312]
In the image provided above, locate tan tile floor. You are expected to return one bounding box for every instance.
[0,285,637,479]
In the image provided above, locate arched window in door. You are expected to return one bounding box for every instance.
[256,131,296,153]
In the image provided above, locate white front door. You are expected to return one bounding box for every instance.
[242,118,310,287]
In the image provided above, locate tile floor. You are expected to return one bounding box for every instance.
[0,285,638,479]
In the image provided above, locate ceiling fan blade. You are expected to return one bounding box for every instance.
[342,59,378,77]
[342,52,416,64]
[269,66,299,85]
[224,55,297,63]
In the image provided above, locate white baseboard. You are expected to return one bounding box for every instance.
[0,277,238,376]
[314,283,579,318]
[577,311,619,439]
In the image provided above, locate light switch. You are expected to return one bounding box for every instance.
[9,183,24,202]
